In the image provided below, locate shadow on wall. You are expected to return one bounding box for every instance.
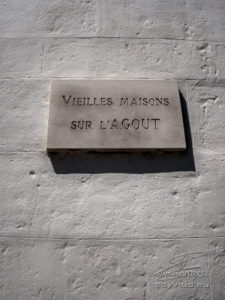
[49,92,195,174]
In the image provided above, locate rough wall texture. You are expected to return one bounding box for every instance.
[0,1,225,299]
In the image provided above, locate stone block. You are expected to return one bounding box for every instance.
[0,0,100,38]
[198,189,225,236]
[0,80,49,152]
[102,0,185,39]
[195,152,225,235]
[185,9,225,42]
[187,0,225,10]
[0,153,201,239]
[0,237,210,300]
[42,38,218,80]
[216,45,225,79]
[197,152,225,191]
[186,80,225,152]
[0,39,43,77]
[207,237,225,300]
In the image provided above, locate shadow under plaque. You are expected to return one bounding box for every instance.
[49,92,195,174]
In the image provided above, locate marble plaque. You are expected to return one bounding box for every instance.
[47,80,186,151]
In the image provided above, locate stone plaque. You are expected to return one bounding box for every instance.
[47,80,186,151]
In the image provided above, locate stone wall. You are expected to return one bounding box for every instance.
[0,1,225,299]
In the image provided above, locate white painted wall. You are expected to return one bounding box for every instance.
[0,1,225,299]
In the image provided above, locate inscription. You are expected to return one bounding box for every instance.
[47,80,186,150]
[71,120,92,130]
[70,119,160,130]
[62,95,169,107]
[62,95,113,106]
